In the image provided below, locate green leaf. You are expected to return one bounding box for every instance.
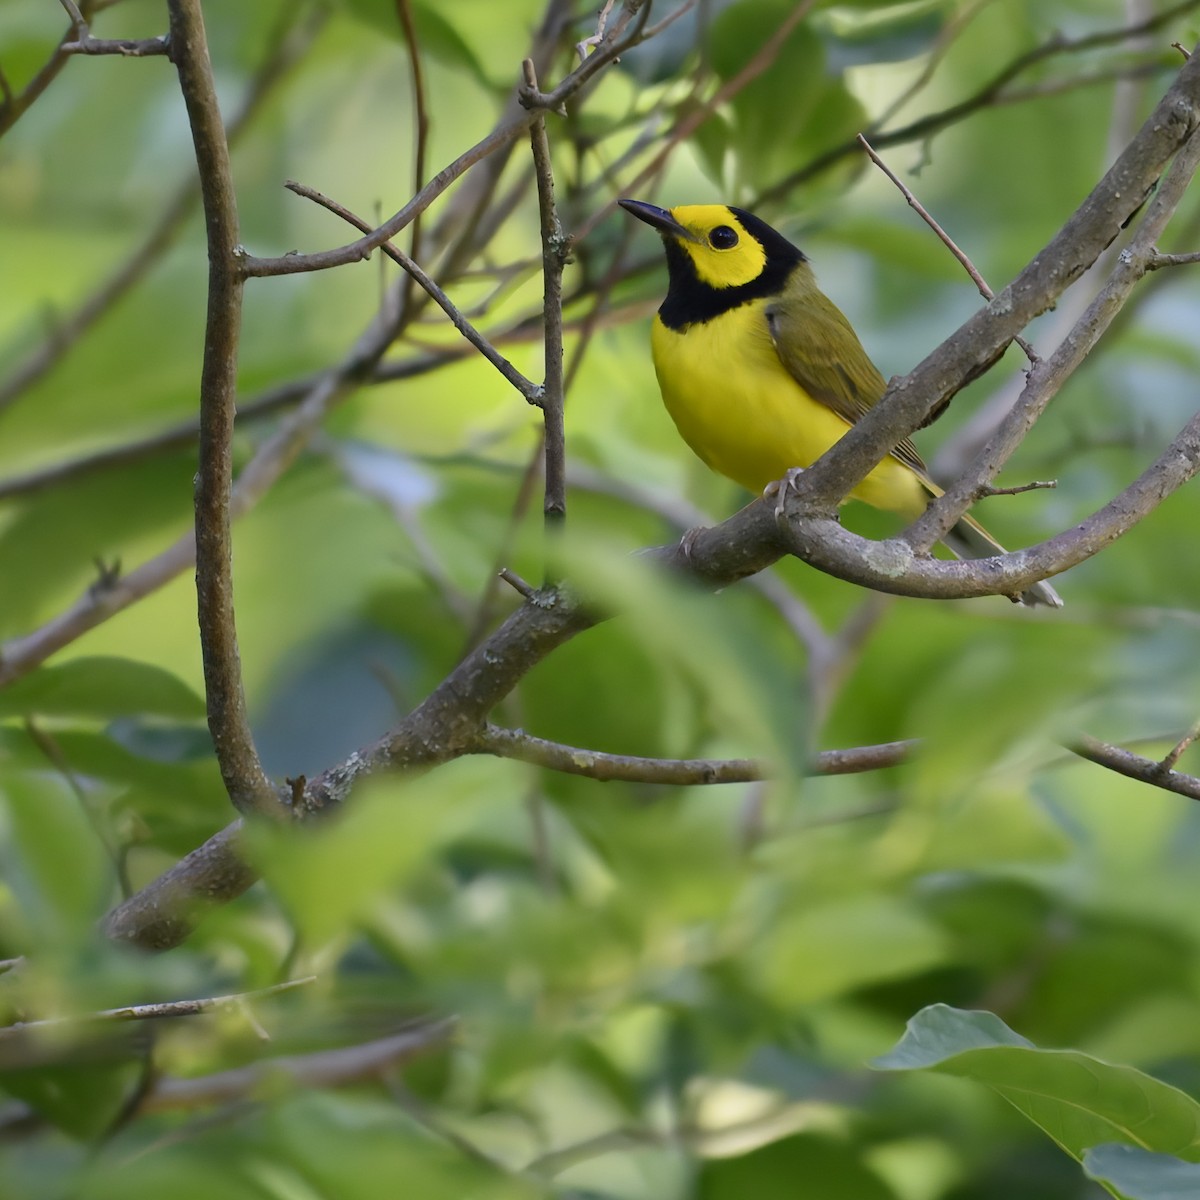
[875,1005,1200,1163]
[1084,1144,1200,1200]
[246,759,501,946]
[0,1060,140,1140]
[756,896,949,1006]
[698,1133,898,1200]
[0,657,205,721]
[0,774,113,949]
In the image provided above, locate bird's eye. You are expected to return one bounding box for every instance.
[709,225,739,249]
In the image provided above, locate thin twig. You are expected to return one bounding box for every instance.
[286,181,541,402]
[858,134,1038,364]
[977,479,1057,497]
[241,0,652,278]
[1161,717,1200,771]
[575,0,819,244]
[759,0,1200,203]
[0,977,316,1040]
[61,33,169,55]
[523,58,568,531]
[24,718,132,898]
[473,725,916,784]
[168,0,279,819]
[0,2,93,137]
[0,7,325,418]
[1070,734,1200,801]
[140,1018,457,1113]
[394,0,429,316]
[497,566,537,600]
[1147,250,1200,268]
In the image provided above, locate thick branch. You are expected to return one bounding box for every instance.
[169,0,277,817]
[904,104,1200,554]
[658,405,1200,601]
[103,586,595,948]
[779,46,1200,517]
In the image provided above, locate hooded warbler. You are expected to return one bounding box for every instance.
[619,199,1061,609]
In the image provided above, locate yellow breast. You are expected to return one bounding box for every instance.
[649,302,926,517]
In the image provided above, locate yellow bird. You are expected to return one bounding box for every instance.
[619,199,1061,608]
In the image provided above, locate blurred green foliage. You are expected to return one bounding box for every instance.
[2,0,1200,1197]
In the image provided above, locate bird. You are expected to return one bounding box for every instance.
[618,199,1062,608]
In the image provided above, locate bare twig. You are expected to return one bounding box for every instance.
[394,0,429,316]
[1070,734,1200,801]
[523,59,568,530]
[498,567,537,600]
[168,0,279,819]
[0,2,94,137]
[0,977,315,1040]
[241,0,653,279]
[1147,249,1200,268]
[24,719,131,898]
[978,479,1057,497]
[857,133,1038,364]
[57,0,167,56]
[0,7,324,417]
[575,0,819,243]
[286,181,540,402]
[61,33,169,55]
[1161,717,1200,771]
[472,725,916,784]
[140,1019,457,1113]
[759,0,1200,203]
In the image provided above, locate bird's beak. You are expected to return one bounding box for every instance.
[618,198,697,242]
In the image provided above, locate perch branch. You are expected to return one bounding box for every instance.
[168,0,278,818]
[1070,734,1200,801]
[472,725,917,784]
[524,58,568,529]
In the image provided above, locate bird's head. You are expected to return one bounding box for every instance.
[618,199,804,291]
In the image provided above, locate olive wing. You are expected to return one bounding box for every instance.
[764,280,927,476]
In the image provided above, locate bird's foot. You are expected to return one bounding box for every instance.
[679,525,707,562]
[764,467,807,523]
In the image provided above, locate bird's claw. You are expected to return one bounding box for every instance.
[679,525,707,562]
[764,467,807,523]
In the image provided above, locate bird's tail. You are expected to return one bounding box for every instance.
[941,509,1063,609]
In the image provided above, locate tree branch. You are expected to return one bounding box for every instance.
[284,181,540,401]
[759,0,1200,203]
[0,977,314,1050]
[777,46,1200,518]
[141,1019,457,1113]
[0,7,324,417]
[902,99,1200,555]
[857,133,1038,364]
[523,58,568,530]
[238,0,651,279]
[1070,734,1200,801]
[0,2,94,138]
[472,725,917,784]
[168,0,278,818]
